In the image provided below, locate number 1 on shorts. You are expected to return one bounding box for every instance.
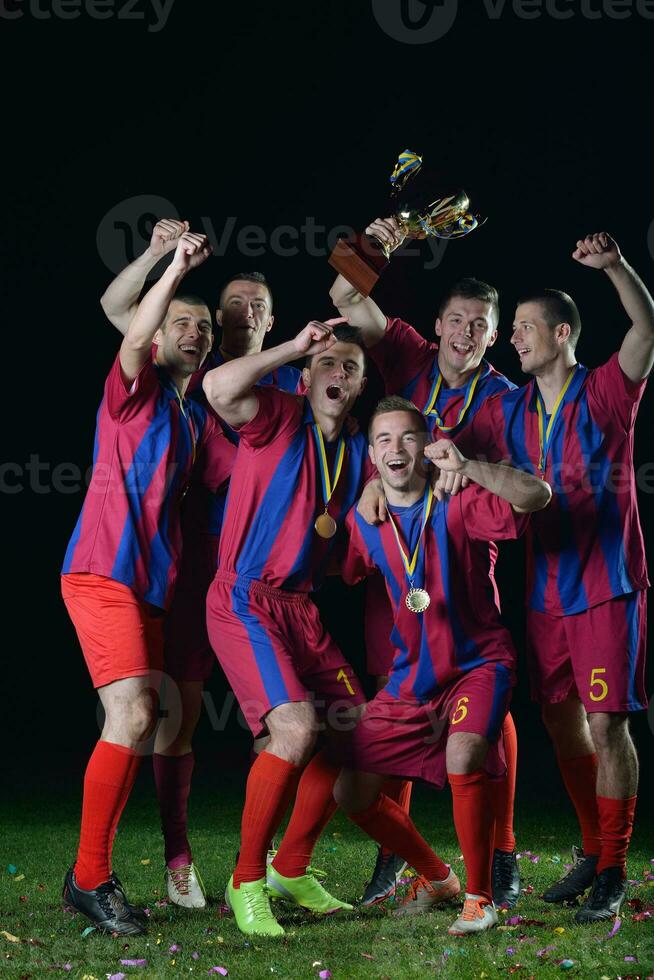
[337,668,355,696]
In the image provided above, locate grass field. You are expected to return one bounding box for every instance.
[1,776,653,979]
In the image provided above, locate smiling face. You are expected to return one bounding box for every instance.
[302,341,367,421]
[216,279,274,355]
[154,299,213,377]
[511,301,568,375]
[369,410,429,496]
[435,296,497,380]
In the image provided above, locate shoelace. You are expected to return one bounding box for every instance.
[169,865,193,896]
[460,899,486,921]
[494,853,516,887]
[402,875,434,905]
[246,885,275,919]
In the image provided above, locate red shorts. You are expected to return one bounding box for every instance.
[206,571,365,737]
[526,591,648,713]
[61,573,164,689]
[346,662,514,790]
[364,571,396,677]
[164,534,219,682]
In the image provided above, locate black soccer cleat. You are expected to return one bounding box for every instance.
[360,848,408,907]
[110,872,148,924]
[542,845,598,903]
[63,868,146,935]
[574,867,627,923]
[492,848,521,909]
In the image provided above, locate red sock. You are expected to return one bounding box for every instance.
[273,750,339,878]
[233,751,301,887]
[75,741,141,890]
[491,713,517,852]
[557,753,601,856]
[349,794,449,882]
[381,779,413,860]
[449,770,494,903]
[152,752,194,869]
[596,795,637,875]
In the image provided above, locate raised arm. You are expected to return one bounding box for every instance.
[119,231,212,383]
[572,232,654,382]
[425,439,552,513]
[329,217,405,347]
[202,318,343,428]
[101,218,189,335]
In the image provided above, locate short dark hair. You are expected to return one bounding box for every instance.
[305,324,368,374]
[218,271,273,311]
[368,395,427,443]
[438,277,500,328]
[164,292,212,330]
[517,288,582,349]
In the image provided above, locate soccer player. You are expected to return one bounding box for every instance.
[202,320,373,937]
[61,232,234,934]
[333,397,550,935]
[100,218,302,908]
[457,232,652,922]
[330,221,522,909]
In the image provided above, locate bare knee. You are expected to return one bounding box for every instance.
[446,732,488,774]
[266,702,318,766]
[588,712,628,755]
[105,689,158,745]
[334,769,382,814]
[155,681,203,755]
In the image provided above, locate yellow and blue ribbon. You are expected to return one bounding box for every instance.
[535,366,578,473]
[387,483,434,586]
[422,364,484,432]
[390,149,422,187]
[312,424,346,508]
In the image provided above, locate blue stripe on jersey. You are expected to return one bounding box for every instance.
[548,414,589,613]
[230,583,290,706]
[433,499,483,670]
[574,399,633,599]
[62,403,104,573]
[486,663,512,739]
[626,593,645,710]
[110,402,178,594]
[235,426,307,580]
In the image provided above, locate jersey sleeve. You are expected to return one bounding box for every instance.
[341,509,377,585]
[105,353,159,422]
[195,418,237,492]
[236,387,303,449]
[458,484,529,541]
[368,317,436,393]
[585,351,648,433]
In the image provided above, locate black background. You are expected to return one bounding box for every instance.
[3,1,653,807]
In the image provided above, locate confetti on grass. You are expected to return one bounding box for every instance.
[319,972,332,979]
[0,931,20,943]
[108,974,127,980]
[81,926,96,938]
[606,917,622,938]
[208,968,228,976]
[120,959,148,967]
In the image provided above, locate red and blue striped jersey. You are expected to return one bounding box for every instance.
[369,317,515,435]
[457,353,649,615]
[62,354,234,609]
[217,387,370,592]
[187,349,303,537]
[342,487,524,703]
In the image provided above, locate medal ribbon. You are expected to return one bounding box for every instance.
[386,484,434,587]
[422,363,483,432]
[312,424,346,511]
[535,366,577,474]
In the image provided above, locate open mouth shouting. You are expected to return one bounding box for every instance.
[515,346,531,361]
[179,342,202,357]
[326,383,347,402]
[384,456,410,478]
[450,339,475,357]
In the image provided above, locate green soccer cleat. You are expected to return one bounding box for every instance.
[267,865,353,914]
[225,875,285,937]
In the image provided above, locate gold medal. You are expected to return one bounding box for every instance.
[405,588,431,613]
[314,511,338,539]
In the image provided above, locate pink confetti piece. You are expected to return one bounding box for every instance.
[606,917,622,938]
[208,968,228,976]
[506,947,516,955]
[120,959,148,967]
[109,974,127,980]
[624,956,637,962]
[192,952,200,960]
[506,915,524,926]
[319,972,331,979]
[169,944,181,953]
[537,946,556,958]
[360,953,374,960]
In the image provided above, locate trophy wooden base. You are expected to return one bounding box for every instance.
[328,234,389,297]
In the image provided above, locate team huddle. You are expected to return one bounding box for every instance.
[60,216,652,939]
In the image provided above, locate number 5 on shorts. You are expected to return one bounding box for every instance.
[451,696,469,725]
[589,667,608,703]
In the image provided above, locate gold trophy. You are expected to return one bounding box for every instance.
[329,150,485,297]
